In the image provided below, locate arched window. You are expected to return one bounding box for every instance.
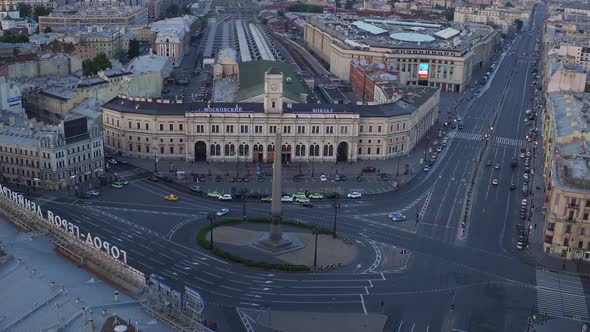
[328,145,334,156]
[323,145,329,156]
[239,144,244,156]
[376,147,381,155]
[230,144,235,155]
[215,144,220,156]
[267,144,274,153]
[295,145,301,156]
[224,144,230,156]
[367,147,372,155]
[301,145,306,156]
[244,144,249,156]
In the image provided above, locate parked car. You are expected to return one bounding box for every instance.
[148,176,159,182]
[308,192,324,199]
[190,186,202,193]
[281,196,294,202]
[112,181,124,189]
[87,190,100,196]
[362,166,377,173]
[207,191,221,198]
[218,194,233,201]
[261,196,272,203]
[320,175,327,182]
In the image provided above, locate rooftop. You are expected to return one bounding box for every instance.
[307,15,495,53]
[127,54,172,74]
[547,92,590,193]
[103,85,438,118]
[47,2,146,18]
[236,60,308,102]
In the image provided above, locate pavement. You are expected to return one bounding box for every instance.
[7,4,589,332]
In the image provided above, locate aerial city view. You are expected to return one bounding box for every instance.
[0,0,589,330]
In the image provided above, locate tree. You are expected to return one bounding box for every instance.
[2,31,29,43]
[44,26,52,33]
[335,0,342,8]
[82,53,112,76]
[444,8,455,21]
[166,4,180,17]
[16,3,31,18]
[515,19,523,32]
[344,0,355,9]
[33,6,53,21]
[505,2,514,7]
[128,39,140,58]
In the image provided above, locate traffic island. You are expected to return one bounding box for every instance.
[196,218,357,272]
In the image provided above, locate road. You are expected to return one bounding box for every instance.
[18,3,589,332]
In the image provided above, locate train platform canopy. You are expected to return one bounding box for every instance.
[236,60,309,103]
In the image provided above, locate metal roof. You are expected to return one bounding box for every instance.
[352,21,388,35]
[365,19,442,29]
[434,27,460,40]
[389,32,435,43]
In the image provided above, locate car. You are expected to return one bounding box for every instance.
[292,175,302,182]
[300,201,314,208]
[229,177,236,183]
[257,176,264,182]
[281,195,294,202]
[522,199,528,206]
[347,191,362,199]
[107,159,118,165]
[120,179,129,185]
[423,166,430,172]
[325,192,341,199]
[494,163,500,170]
[381,174,390,181]
[523,173,529,180]
[87,190,99,196]
[112,181,124,189]
[216,208,229,217]
[436,146,443,153]
[242,177,249,183]
[492,179,499,185]
[355,176,364,182]
[118,159,128,165]
[156,175,172,183]
[207,191,221,198]
[520,153,525,159]
[335,174,341,181]
[236,177,243,183]
[190,185,202,193]
[388,212,407,221]
[78,192,91,199]
[320,175,327,182]
[215,176,222,182]
[340,175,348,181]
[516,241,524,250]
[218,194,233,201]
[261,196,272,203]
[295,197,311,203]
[148,176,159,182]
[441,141,447,147]
[362,166,377,173]
[164,194,179,201]
[457,115,462,121]
[308,192,324,199]
[292,192,307,200]
[486,160,492,166]
[510,183,516,190]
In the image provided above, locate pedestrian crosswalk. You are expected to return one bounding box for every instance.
[494,136,526,147]
[536,269,590,321]
[448,132,483,141]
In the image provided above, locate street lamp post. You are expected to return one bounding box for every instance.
[208,213,215,249]
[332,202,340,239]
[311,154,315,178]
[241,189,247,222]
[313,228,319,269]
[396,153,400,177]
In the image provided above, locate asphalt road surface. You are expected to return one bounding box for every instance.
[22,3,587,332]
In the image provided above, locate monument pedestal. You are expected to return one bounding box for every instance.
[250,232,304,256]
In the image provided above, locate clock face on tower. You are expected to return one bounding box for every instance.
[270,83,278,91]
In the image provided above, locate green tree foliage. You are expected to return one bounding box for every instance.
[515,19,523,31]
[506,2,514,7]
[166,4,180,17]
[444,8,455,21]
[288,3,324,13]
[82,53,112,76]
[128,39,140,58]
[33,6,53,21]
[44,26,52,33]
[344,0,355,9]
[2,31,29,43]
[16,3,31,18]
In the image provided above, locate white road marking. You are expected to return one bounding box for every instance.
[360,294,367,315]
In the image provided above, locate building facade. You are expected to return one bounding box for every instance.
[542,92,590,261]
[102,71,440,163]
[38,2,148,32]
[304,16,499,92]
[79,30,123,60]
[0,113,104,190]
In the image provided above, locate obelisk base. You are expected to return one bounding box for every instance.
[250,232,304,256]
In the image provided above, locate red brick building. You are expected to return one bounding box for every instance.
[349,60,405,104]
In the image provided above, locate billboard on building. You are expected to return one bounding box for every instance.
[64,117,88,141]
[418,63,429,79]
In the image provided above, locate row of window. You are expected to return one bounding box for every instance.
[0,156,39,168]
[2,166,39,178]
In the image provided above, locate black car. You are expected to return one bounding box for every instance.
[149,176,159,182]
[355,176,364,182]
[236,177,242,183]
[215,176,222,182]
[362,167,377,173]
[325,192,341,199]
[340,175,347,181]
[257,176,264,182]
[198,176,206,182]
[293,175,303,182]
[381,174,390,181]
[78,192,91,199]
[486,160,492,166]
[160,176,173,183]
[300,201,313,208]
[510,183,516,190]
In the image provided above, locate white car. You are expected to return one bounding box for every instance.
[521,199,528,206]
[516,241,524,250]
[347,192,362,199]
[457,115,462,121]
[520,153,525,159]
[87,190,99,196]
[216,208,229,217]
[523,173,529,180]
[320,175,327,182]
[281,195,294,202]
[492,179,498,185]
[218,194,233,201]
[107,159,118,165]
[120,179,129,185]
[423,166,430,172]
[388,212,407,221]
[436,146,443,152]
